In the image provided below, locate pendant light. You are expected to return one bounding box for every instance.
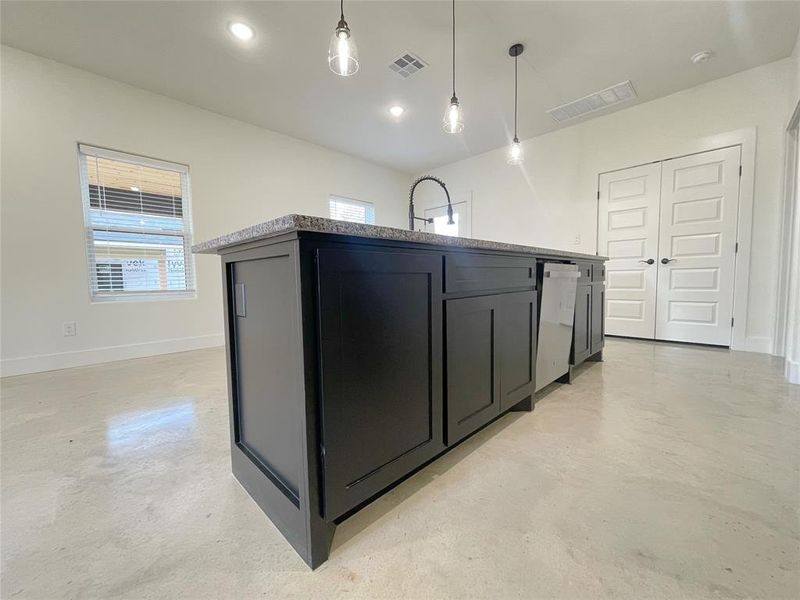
[507,43,524,165]
[328,0,359,76]
[442,0,464,133]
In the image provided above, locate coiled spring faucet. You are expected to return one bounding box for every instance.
[408,175,455,231]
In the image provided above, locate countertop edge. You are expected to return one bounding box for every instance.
[192,214,607,261]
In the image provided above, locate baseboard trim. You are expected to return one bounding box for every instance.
[607,334,773,354]
[787,358,800,385]
[0,334,225,377]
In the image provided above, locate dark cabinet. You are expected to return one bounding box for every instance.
[571,284,592,365]
[575,261,592,283]
[316,248,445,520]
[498,291,537,412]
[591,283,605,355]
[214,230,606,569]
[445,253,536,293]
[571,271,605,367]
[445,294,500,444]
[445,290,537,444]
[229,250,304,505]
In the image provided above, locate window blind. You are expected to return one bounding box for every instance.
[78,144,195,300]
[329,195,375,225]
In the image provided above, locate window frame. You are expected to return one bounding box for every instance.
[328,194,376,225]
[77,143,197,303]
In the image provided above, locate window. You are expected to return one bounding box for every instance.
[423,198,472,238]
[329,195,375,224]
[78,144,195,301]
[431,212,460,237]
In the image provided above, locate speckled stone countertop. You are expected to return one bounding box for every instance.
[192,214,606,260]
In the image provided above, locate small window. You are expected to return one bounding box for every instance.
[329,195,375,225]
[78,144,195,301]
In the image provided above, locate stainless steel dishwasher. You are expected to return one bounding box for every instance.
[535,263,579,391]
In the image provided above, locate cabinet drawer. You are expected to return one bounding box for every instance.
[445,253,536,293]
[592,263,606,282]
[575,261,592,283]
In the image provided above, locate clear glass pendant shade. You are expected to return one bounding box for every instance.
[442,98,464,134]
[507,138,523,165]
[328,24,359,77]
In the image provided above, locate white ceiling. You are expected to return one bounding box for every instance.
[2,1,798,173]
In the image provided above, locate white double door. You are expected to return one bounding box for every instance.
[598,146,741,346]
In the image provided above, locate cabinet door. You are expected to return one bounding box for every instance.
[317,248,444,520]
[591,283,605,355]
[498,291,537,411]
[571,284,592,365]
[445,294,500,444]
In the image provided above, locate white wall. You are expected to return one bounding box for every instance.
[0,46,411,376]
[419,58,793,354]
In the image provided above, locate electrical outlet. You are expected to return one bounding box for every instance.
[63,321,77,337]
[573,234,582,246]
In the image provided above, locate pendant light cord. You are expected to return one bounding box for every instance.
[340,0,344,20]
[452,0,456,98]
[514,53,518,139]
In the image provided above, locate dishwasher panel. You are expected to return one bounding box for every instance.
[535,263,579,391]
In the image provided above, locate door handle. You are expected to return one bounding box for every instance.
[661,258,675,264]
[638,258,655,265]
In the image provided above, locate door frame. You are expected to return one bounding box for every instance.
[774,103,800,359]
[595,127,757,352]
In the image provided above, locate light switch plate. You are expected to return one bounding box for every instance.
[63,321,77,337]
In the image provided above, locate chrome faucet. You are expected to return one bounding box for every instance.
[408,175,455,231]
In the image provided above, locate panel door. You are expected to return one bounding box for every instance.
[590,283,605,355]
[655,146,741,345]
[498,291,537,412]
[445,294,500,444]
[571,284,591,365]
[598,163,661,339]
[317,248,444,520]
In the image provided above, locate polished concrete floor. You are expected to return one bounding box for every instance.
[2,339,798,599]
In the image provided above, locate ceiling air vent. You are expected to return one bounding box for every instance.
[389,52,427,78]
[547,80,637,123]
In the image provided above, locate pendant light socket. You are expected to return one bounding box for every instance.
[509,43,524,58]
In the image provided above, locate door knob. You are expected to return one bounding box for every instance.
[638,258,655,265]
[661,257,674,264]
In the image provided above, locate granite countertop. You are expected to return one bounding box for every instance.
[192,214,606,260]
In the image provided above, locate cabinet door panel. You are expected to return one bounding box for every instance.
[446,295,500,444]
[498,291,537,411]
[591,283,605,355]
[230,254,302,503]
[317,248,444,520]
[571,284,592,365]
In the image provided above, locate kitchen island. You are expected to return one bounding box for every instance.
[194,214,606,568]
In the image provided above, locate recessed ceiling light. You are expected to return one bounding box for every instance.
[690,50,714,64]
[389,105,405,118]
[228,22,255,41]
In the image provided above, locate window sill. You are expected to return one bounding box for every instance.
[90,291,197,304]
